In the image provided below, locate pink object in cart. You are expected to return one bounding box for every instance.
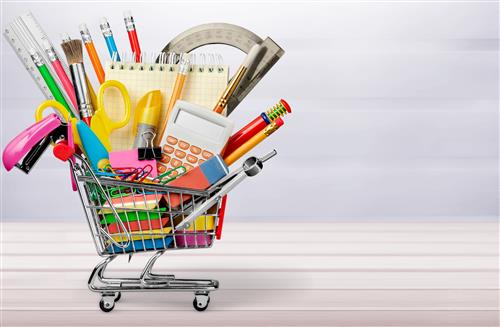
[2,114,61,171]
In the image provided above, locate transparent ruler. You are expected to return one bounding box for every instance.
[161,23,285,115]
[4,12,71,103]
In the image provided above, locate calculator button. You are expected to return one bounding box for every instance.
[187,154,198,164]
[170,170,178,177]
[167,136,178,145]
[184,163,194,171]
[163,145,174,154]
[202,150,213,159]
[157,164,167,173]
[174,150,186,159]
[179,140,190,150]
[190,145,201,155]
[171,158,182,167]
[160,154,170,164]
[198,159,205,165]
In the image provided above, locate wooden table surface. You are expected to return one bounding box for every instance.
[1,221,498,326]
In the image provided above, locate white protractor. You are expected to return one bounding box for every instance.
[160,23,285,115]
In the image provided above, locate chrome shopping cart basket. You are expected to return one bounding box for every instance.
[71,150,276,312]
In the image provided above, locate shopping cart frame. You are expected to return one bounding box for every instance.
[70,151,276,312]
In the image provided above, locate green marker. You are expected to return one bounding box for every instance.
[29,49,75,118]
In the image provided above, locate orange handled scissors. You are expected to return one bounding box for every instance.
[90,80,131,151]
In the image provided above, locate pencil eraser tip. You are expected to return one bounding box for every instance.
[123,10,132,18]
[79,23,88,31]
[280,99,292,113]
[100,17,108,24]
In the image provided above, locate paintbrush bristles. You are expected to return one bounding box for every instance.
[61,39,83,65]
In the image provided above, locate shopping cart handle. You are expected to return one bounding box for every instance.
[175,150,277,231]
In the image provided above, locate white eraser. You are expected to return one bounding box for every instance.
[123,10,132,18]
[100,17,109,25]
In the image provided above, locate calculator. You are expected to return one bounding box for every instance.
[158,100,234,174]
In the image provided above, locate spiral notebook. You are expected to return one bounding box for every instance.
[103,54,229,151]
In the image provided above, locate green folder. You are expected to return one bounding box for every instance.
[100,208,167,225]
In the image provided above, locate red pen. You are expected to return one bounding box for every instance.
[124,10,141,62]
[223,99,291,158]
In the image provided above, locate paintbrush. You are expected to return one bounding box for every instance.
[61,38,94,126]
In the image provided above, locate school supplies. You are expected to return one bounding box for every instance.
[103,56,228,151]
[100,17,121,61]
[161,23,285,115]
[80,24,105,84]
[29,49,73,117]
[176,150,277,230]
[4,12,73,105]
[61,39,94,126]
[77,120,110,170]
[90,80,132,151]
[158,101,234,173]
[133,90,162,153]
[42,40,78,111]
[123,11,141,62]
[224,99,291,156]
[158,54,190,142]
[108,236,173,254]
[175,215,215,247]
[225,117,283,166]
[109,150,158,178]
[213,44,261,114]
[164,154,229,208]
[105,216,169,234]
[2,114,62,172]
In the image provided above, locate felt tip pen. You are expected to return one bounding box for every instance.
[29,49,74,118]
[123,10,141,63]
[100,17,121,61]
[42,40,78,114]
[79,24,105,84]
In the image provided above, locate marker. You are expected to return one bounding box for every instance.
[100,17,121,61]
[123,10,141,62]
[29,49,74,118]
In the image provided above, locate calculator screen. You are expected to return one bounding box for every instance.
[174,109,225,142]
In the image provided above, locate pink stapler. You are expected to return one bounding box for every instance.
[2,114,69,173]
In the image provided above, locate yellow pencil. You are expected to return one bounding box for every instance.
[224,117,284,166]
[157,54,190,144]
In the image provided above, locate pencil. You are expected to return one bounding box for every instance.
[157,54,190,144]
[80,24,105,84]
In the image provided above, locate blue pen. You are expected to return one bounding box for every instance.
[100,17,121,61]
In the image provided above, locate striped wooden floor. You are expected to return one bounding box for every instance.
[1,221,499,326]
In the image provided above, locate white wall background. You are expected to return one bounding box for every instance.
[1,1,498,221]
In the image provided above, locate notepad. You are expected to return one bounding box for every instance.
[103,60,229,151]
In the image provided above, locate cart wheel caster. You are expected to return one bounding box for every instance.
[114,292,121,302]
[99,298,115,313]
[193,295,210,311]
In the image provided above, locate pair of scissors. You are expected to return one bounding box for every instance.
[91,80,131,151]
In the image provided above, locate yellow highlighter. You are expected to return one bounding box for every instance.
[133,90,162,148]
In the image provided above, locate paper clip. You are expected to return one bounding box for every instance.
[125,164,153,182]
[152,166,187,185]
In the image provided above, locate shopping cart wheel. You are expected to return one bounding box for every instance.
[99,297,116,313]
[193,294,210,311]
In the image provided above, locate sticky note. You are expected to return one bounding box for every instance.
[110,149,158,178]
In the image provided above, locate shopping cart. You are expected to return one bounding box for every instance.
[71,150,277,312]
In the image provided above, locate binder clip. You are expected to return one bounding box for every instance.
[138,131,161,161]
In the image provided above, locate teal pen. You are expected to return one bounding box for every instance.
[100,17,121,61]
